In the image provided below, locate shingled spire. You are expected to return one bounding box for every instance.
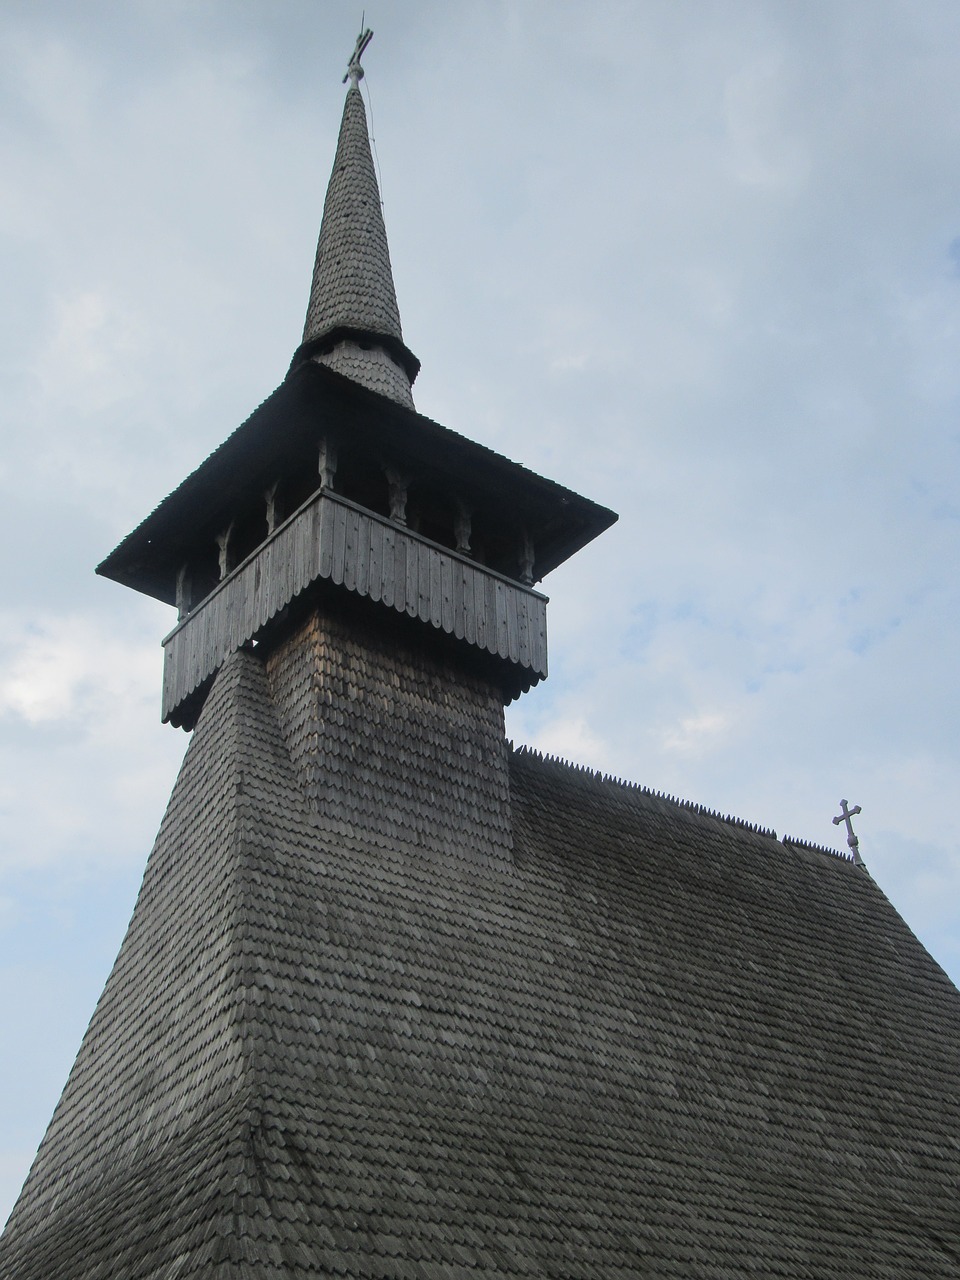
[293,32,420,408]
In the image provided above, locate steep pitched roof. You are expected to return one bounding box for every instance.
[0,649,313,1275]
[3,647,959,1277]
[96,362,616,608]
[298,82,418,408]
[303,84,402,345]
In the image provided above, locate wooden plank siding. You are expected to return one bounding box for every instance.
[162,490,548,723]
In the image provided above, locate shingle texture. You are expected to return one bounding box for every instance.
[314,341,414,409]
[97,360,616,608]
[160,485,548,725]
[266,608,514,863]
[302,85,414,408]
[3,624,960,1278]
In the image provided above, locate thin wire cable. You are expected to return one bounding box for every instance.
[362,75,386,209]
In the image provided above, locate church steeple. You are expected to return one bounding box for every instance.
[94,36,616,732]
[292,30,419,408]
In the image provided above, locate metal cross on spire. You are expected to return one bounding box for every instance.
[832,799,864,866]
[343,26,373,86]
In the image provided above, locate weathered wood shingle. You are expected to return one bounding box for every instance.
[2,633,959,1278]
[300,82,417,408]
[160,489,549,725]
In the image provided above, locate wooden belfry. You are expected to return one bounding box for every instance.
[5,33,960,1280]
[97,38,614,735]
[92,33,613,868]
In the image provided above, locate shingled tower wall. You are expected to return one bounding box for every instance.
[266,605,514,863]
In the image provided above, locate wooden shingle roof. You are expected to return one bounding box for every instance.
[96,362,617,609]
[2,647,959,1277]
[297,80,419,408]
[302,84,406,351]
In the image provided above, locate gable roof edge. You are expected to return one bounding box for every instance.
[511,743,854,867]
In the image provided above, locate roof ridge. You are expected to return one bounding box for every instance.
[512,744,861,866]
[780,833,851,863]
[511,742,780,840]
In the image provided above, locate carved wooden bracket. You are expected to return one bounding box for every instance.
[385,467,409,526]
[318,437,338,490]
[265,481,280,535]
[519,530,535,585]
[175,563,192,620]
[216,522,235,581]
[455,501,472,556]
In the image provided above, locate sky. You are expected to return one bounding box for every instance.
[2,0,960,1227]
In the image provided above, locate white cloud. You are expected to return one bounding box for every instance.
[723,52,811,191]
[661,710,732,758]
[0,608,185,874]
[36,291,144,416]
[518,714,615,775]
[0,613,157,725]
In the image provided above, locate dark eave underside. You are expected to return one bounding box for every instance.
[97,362,617,606]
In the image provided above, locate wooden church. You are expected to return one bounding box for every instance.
[2,35,959,1279]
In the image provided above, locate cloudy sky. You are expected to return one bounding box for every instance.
[2,0,960,1225]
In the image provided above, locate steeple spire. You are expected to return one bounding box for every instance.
[94,29,616,733]
[293,29,420,409]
